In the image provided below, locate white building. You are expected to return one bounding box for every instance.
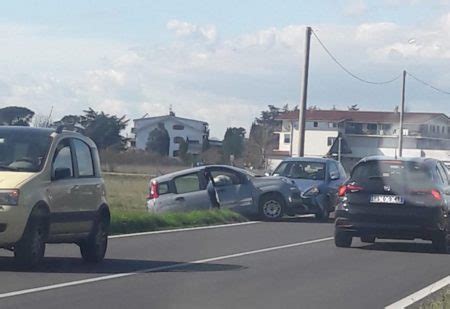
[271,110,450,170]
[132,114,209,158]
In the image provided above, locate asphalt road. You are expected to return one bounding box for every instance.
[0,218,449,309]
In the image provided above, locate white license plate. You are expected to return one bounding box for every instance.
[370,195,404,204]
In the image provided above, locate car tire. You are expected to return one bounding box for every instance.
[432,232,449,254]
[334,230,352,248]
[80,215,109,263]
[360,235,376,243]
[14,213,47,269]
[259,194,284,221]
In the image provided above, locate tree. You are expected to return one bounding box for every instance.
[55,108,128,150]
[246,123,274,168]
[255,105,282,130]
[0,106,34,126]
[146,122,170,156]
[32,114,53,128]
[222,127,246,163]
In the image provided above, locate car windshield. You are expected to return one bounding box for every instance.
[274,161,326,180]
[0,129,52,172]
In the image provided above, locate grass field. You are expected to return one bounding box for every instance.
[419,288,450,309]
[104,173,149,212]
[103,173,247,234]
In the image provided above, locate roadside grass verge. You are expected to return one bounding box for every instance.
[110,209,248,235]
[419,288,450,309]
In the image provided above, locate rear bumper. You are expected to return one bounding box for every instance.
[335,206,448,240]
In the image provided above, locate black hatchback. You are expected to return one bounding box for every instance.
[334,156,450,253]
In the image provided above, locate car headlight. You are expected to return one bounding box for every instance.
[0,189,20,206]
[302,187,319,197]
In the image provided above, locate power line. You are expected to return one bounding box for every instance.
[311,29,402,85]
[406,71,450,96]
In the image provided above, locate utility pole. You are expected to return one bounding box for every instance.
[398,70,406,157]
[298,26,312,157]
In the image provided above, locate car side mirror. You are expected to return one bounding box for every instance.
[53,167,71,180]
[330,172,339,181]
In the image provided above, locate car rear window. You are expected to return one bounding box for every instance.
[158,182,170,195]
[351,160,432,184]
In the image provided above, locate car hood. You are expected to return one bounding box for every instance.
[252,176,295,187]
[0,171,35,188]
[290,179,324,192]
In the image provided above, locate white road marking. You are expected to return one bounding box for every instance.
[0,237,333,300]
[385,275,450,308]
[109,221,259,239]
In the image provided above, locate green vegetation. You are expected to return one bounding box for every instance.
[110,209,246,235]
[419,288,450,309]
[104,173,247,235]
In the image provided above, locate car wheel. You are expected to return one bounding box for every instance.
[14,214,47,268]
[80,215,109,263]
[334,230,352,248]
[259,194,284,221]
[360,235,376,243]
[432,232,449,254]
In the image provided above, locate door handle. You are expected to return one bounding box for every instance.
[175,197,185,202]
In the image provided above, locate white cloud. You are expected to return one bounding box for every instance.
[1,16,450,137]
[343,0,368,17]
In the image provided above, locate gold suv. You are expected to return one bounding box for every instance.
[0,126,110,268]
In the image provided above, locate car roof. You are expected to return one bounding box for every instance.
[280,157,334,164]
[152,165,248,182]
[358,155,436,163]
[0,126,55,136]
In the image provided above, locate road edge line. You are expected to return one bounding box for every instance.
[0,236,333,300]
[109,221,259,239]
[385,275,450,308]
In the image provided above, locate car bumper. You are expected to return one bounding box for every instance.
[335,206,447,240]
[0,205,29,247]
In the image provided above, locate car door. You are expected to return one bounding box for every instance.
[327,161,343,207]
[71,138,101,232]
[47,138,79,235]
[207,167,253,209]
[172,172,212,212]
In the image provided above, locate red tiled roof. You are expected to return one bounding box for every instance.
[277,110,449,124]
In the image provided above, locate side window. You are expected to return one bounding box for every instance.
[210,169,242,187]
[73,139,94,177]
[53,140,74,178]
[174,173,201,194]
[329,162,340,179]
[436,166,446,185]
[158,182,170,195]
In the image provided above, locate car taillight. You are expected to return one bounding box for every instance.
[431,189,442,201]
[338,185,347,197]
[338,184,363,197]
[148,181,159,199]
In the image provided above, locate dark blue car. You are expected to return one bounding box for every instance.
[272,157,347,220]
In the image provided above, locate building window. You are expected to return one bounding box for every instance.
[173,150,180,157]
[443,126,446,134]
[173,124,184,130]
[189,140,200,144]
[448,127,450,135]
[313,121,318,128]
[173,136,184,144]
[284,134,291,144]
[419,124,428,135]
[327,137,336,146]
[328,122,337,128]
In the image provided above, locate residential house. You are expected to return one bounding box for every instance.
[132,114,209,158]
[271,109,450,170]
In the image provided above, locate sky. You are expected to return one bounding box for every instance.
[1,0,450,138]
